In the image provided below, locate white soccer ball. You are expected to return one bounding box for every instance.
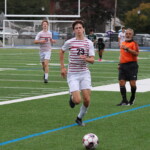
[82,133,99,149]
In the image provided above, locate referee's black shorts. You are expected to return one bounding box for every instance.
[118,62,139,81]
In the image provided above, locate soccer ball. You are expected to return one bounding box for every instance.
[82,133,99,149]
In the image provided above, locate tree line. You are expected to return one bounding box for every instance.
[0,0,149,33]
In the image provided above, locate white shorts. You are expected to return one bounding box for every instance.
[39,51,51,62]
[67,71,92,92]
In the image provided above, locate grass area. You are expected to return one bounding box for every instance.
[0,48,150,150]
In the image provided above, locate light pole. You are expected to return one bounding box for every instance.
[109,12,112,48]
[113,0,117,31]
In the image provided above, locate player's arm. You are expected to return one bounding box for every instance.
[34,40,46,44]
[34,33,46,44]
[50,38,56,43]
[79,55,95,64]
[80,41,95,64]
[118,34,121,46]
[59,49,67,78]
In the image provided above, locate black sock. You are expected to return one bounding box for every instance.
[120,86,127,102]
[131,86,136,99]
[99,55,102,59]
[77,117,82,120]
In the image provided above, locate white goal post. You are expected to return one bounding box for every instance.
[1,20,75,48]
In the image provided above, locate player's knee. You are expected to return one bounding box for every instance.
[83,98,90,107]
[73,97,81,105]
[119,80,126,86]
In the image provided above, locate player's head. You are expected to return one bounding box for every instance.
[122,27,126,32]
[89,29,94,34]
[98,38,103,43]
[125,28,134,41]
[72,20,85,36]
[41,20,49,30]
[72,20,85,30]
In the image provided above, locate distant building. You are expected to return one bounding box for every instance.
[105,17,124,33]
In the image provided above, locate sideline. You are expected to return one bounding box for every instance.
[0,104,150,146]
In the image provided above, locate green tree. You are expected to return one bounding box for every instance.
[125,3,150,33]
[117,0,150,21]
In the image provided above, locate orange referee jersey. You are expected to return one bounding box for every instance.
[120,40,139,63]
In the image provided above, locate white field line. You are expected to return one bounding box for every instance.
[0,79,66,83]
[0,79,149,106]
[0,87,65,90]
[92,78,150,92]
[0,91,69,105]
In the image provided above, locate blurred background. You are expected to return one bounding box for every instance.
[0,0,150,48]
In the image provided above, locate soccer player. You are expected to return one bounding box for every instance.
[118,27,126,47]
[117,28,139,106]
[59,20,95,126]
[87,29,97,46]
[96,38,105,62]
[34,20,56,83]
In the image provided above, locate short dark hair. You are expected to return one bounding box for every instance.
[72,20,85,30]
[41,20,48,26]
[122,27,125,29]
[90,29,94,32]
[98,38,103,42]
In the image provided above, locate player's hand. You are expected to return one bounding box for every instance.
[121,45,129,51]
[40,40,46,44]
[51,39,56,43]
[79,55,86,61]
[61,67,67,78]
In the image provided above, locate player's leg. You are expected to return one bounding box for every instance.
[98,50,101,61]
[117,64,129,106]
[44,59,49,77]
[71,91,81,104]
[117,79,129,106]
[42,62,45,72]
[43,52,51,83]
[76,89,91,126]
[129,80,137,105]
[67,74,81,108]
[40,52,47,82]
[75,72,91,126]
[128,62,138,105]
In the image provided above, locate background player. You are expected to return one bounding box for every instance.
[87,29,97,47]
[59,20,95,126]
[118,27,126,47]
[34,20,56,83]
[96,38,105,62]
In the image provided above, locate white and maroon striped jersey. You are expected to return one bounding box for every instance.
[62,37,95,73]
[35,31,52,52]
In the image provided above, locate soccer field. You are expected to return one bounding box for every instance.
[0,48,150,150]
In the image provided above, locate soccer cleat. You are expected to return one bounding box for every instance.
[129,96,136,105]
[69,95,75,108]
[116,100,129,106]
[44,79,48,83]
[98,59,102,62]
[75,117,85,126]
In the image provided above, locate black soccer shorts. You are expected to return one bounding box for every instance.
[118,62,139,81]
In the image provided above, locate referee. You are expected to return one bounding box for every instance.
[117,28,139,106]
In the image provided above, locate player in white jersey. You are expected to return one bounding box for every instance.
[60,20,95,126]
[34,20,56,83]
[118,27,126,47]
